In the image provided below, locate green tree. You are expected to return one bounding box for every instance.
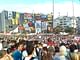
[53,26,62,34]
[65,27,75,35]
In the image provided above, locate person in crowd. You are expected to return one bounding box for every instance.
[12,42,24,60]
[70,51,79,60]
[53,45,67,60]
[42,44,52,60]
[78,52,80,60]
[59,45,68,60]
[35,43,43,60]
[22,41,38,60]
[47,38,54,46]
[77,41,80,52]
[69,41,78,52]
[0,50,13,60]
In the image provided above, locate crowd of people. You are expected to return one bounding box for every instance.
[0,35,80,60]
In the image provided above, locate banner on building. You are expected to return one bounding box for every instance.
[47,14,53,20]
[35,21,41,33]
[35,28,41,33]
[23,23,30,31]
[30,27,35,33]
[15,19,19,25]
[35,14,41,20]
[41,14,47,19]
[24,13,32,20]
[8,11,12,20]
[42,21,48,30]
[35,21,41,28]
[16,12,20,19]
[12,18,15,25]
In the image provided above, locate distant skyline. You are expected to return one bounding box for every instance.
[0,0,80,18]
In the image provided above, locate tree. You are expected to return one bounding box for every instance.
[53,26,62,34]
[65,27,75,35]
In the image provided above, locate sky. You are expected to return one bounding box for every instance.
[0,0,80,18]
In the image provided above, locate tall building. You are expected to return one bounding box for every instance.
[53,16,77,30]
[0,10,53,33]
[76,17,80,34]
[0,10,19,33]
[1,10,8,33]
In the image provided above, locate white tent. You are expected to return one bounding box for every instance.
[60,32,69,35]
[10,27,18,33]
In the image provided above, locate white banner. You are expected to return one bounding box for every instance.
[42,21,48,30]
[35,21,41,33]
[35,28,41,33]
[8,11,13,20]
[35,21,41,28]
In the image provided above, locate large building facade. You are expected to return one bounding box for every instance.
[0,10,53,33]
[0,10,20,33]
[53,16,77,29]
[76,17,80,34]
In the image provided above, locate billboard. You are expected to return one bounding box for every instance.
[30,27,35,33]
[41,14,47,19]
[47,14,53,20]
[16,12,20,19]
[47,26,53,33]
[35,14,41,20]
[23,23,30,31]
[35,21,41,33]
[42,21,48,30]
[8,11,13,20]
[24,13,32,20]
[35,21,41,28]
[35,28,41,33]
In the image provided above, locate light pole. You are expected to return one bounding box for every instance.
[72,0,75,34]
[53,0,54,32]
[72,0,74,17]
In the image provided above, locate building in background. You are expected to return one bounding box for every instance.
[53,16,77,29]
[76,17,80,34]
[0,10,53,34]
[0,10,20,33]
[1,10,8,33]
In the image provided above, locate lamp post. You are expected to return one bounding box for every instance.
[53,0,54,32]
[72,0,75,35]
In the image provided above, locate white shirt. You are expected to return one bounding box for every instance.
[22,50,37,60]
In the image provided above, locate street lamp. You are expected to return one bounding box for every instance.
[72,0,76,34]
[53,0,54,29]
